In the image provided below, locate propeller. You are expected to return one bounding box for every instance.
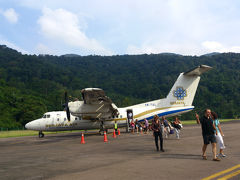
[64,91,71,121]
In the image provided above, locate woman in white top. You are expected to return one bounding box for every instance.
[211,111,226,157]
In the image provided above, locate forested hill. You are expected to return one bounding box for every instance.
[0,45,240,128]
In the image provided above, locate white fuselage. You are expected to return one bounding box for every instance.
[25,105,193,131]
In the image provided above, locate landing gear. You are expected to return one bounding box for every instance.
[38,131,44,138]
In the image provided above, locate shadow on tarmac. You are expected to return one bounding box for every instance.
[156,153,201,160]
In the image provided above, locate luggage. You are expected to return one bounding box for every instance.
[170,129,174,134]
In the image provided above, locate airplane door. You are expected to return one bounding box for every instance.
[52,117,54,125]
[126,109,133,133]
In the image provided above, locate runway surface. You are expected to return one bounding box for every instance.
[0,121,240,180]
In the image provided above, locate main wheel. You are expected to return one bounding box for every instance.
[38,131,45,138]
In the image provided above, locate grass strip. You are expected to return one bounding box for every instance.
[0,130,83,138]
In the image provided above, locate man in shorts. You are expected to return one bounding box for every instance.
[196,109,220,161]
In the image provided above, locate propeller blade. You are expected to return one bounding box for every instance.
[64,91,68,104]
[64,91,71,121]
[66,107,71,121]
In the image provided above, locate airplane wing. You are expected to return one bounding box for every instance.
[81,88,111,104]
[80,88,119,118]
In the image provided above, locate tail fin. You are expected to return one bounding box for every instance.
[164,65,212,107]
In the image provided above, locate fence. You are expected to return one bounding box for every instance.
[0,127,26,131]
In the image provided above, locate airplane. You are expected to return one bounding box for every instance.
[25,65,212,138]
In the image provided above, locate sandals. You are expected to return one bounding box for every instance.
[202,155,221,161]
[213,158,221,161]
[202,156,207,160]
[218,153,226,157]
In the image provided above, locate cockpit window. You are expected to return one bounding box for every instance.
[42,115,46,118]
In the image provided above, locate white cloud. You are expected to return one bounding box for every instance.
[35,43,54,55]
[202,41,240,53]
[2,8,18,24]
[127,44,160,55]
[201,41,223,52]
[127,40,240,56]
[37,8,112,55]
[126,41,206,56]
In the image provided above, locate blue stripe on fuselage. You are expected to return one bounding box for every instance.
[138,107,193,122]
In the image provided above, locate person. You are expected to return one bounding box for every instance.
[114,120,118,134]
[162,116,170,138]
[144,118,149,134]
[139,122,143,134]
[196,109,220,161]
[172,116,182,139]
[211,112,226,157]
[130,119,135,134]
[152,115,164,152]
[135,119,140,133]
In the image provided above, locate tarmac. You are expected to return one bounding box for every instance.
[0,121,240,180]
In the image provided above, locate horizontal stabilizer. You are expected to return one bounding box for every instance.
[184,65,212,76]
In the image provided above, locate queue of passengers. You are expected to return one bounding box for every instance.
[130,118,150,134]
[130,116,182,139]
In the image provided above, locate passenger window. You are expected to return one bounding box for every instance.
[57,118,59,121]
[47,114,50,118]
[120,115,122,118]
[64,118,66,121]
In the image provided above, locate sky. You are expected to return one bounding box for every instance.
[1,0,240,56]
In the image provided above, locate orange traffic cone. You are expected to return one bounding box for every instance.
[117,129,120,135]
[113,130,117,138]
[103,131,108,142]
[81,133,85,144]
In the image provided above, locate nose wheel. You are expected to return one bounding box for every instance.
[38,131,44,138]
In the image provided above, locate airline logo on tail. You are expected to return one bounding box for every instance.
[174,87,187,100]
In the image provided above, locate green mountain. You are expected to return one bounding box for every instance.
[0,45,240,128]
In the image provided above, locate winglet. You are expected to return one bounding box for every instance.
[184,65,212,76]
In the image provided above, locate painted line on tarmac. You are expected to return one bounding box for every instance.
[218,170,240,180]
[202,164,240,180]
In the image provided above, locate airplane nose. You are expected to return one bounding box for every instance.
[25,120,41,130]
[25,121,36,130]
[25,122,31,129]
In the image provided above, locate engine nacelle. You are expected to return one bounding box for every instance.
[69,101,111,114]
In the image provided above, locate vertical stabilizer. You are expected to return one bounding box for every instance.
[164,65,212,107]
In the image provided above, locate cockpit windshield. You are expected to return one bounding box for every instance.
[42,114,51,118]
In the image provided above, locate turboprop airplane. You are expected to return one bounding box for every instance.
[25,65,212,138]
